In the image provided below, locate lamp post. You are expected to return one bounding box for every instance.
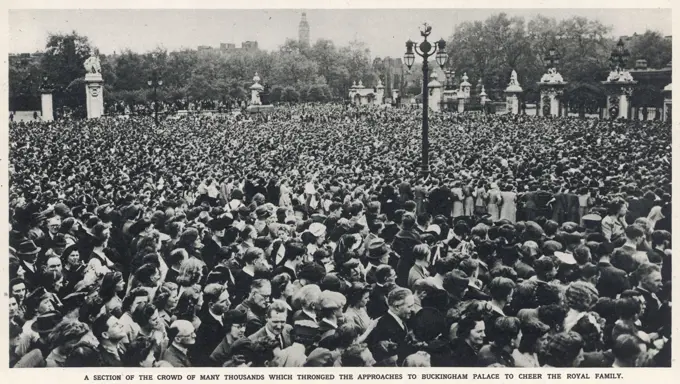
[609,38,631,72]
[544,47,560,71]
[404,23,448,177]
[147,70,163,125]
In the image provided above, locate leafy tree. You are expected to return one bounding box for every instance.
[269,85,284,103]
[282,87,299,102]
[627,31,672,69]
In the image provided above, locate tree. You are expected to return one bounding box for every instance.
[627,31,672,69]
[39,31,95,112]
[282,87,299,102]
[269,85,283,103]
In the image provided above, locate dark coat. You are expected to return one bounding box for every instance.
[248,324,293,350]
[450,339,479,367]
[191,310,226,366]
[392,229,421,287]
[162,344,192,367]
[366,283,391,319]
[596,261,630,299]
[365,313,408,363]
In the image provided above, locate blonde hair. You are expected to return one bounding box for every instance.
[176,258,205,287]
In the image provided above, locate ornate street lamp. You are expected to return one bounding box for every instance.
[444,69,455,90]
[544,47,560,70]
[404,23,448,177]
[147,70,163,125]
[609,38,630,71]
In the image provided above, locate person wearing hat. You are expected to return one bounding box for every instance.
[318,291,347,343]
[209,309,248,366]
[254,205,272,237]
[302,222,326,262]
[392,213,422,287]
[364,238,393,285]
[16,240,42,288]
[201,217,228,269]
[19,310,63,361]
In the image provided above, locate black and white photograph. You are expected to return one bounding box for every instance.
[6,4,673,370]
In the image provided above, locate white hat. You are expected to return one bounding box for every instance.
[555,251,577,265]
[308,223,326,238]
[425,224,441,236]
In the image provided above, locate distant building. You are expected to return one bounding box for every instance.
[242,41,259,51]
[9,52,43,66]
[220,43,236,51]
[198,45,213,51]
[299,12,310,47]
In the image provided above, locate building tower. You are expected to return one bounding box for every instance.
[299,12,310,47]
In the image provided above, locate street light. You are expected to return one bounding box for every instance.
[147,70,163,125]
[544,47,560,70]
[444,69,455,90]
[404,23,448,177]
[609,38,630,71]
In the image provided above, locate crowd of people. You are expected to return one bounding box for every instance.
[8,104,672,368]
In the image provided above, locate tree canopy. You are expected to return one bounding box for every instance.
[8,14,671,109]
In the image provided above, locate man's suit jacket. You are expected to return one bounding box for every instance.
[597,261,630,299]
[634,287,666,334]
[365,313,408,363]
[191,310,226,366]
[162,344,192,367]
[248,324,293,350]
[392,230,421,287]
[366,283,391,319]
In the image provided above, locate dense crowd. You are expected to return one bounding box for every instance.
[8,104,671,368]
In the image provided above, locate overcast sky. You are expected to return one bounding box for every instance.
[8,8,672,58]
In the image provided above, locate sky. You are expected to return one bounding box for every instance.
[8,8,672,59]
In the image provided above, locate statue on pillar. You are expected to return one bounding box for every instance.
[84,50,102,74]
[509,70,519,86]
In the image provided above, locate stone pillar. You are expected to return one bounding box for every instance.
[662,83,671,122]
[459,73,471,99]
[250,72,264,105]
[427,72,442,112]
[85,73,104,119]
[457,92,465,113]
[537,69,567,117]
[480,85,487,105]
[504,70,523,115]
[602,70,637,120]
[375,79,385,105]
[40,91,54,122]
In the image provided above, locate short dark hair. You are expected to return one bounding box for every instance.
[612,334,642,362]
[624,225,644,240]
[375,265,394,284]
[488,277,516,301]
[121,335,157,367]
[132,302,157,327]
[651,230,671,247]
[489,317,520,347]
